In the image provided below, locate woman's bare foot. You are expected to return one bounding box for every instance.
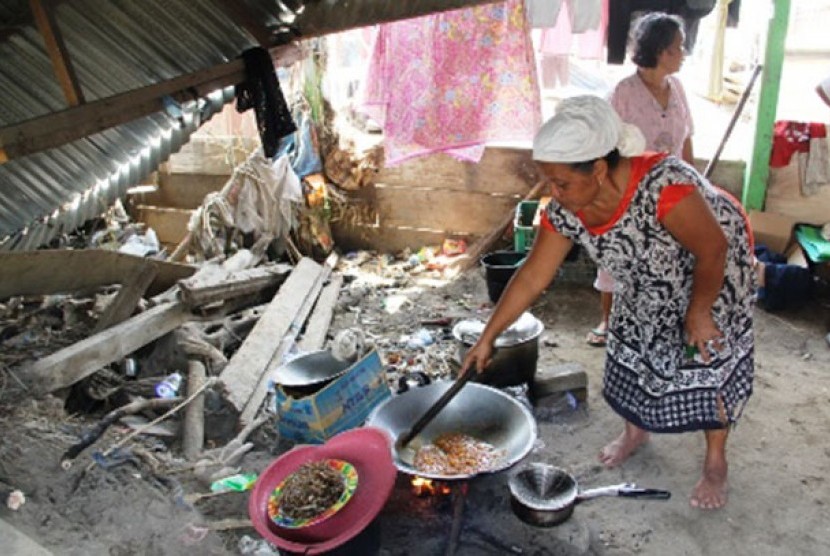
[691,429,729,509]
[691,463,728,509]
[599,423,649,467]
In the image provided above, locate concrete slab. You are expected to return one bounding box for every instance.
[0,518,52,556]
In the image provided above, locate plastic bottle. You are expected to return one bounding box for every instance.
[155,372,183,399]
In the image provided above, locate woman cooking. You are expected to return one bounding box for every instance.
[460,95,755,510]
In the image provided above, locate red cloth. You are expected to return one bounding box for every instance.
[769,121,827,168]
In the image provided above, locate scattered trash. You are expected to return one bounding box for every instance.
[405,328,435,349]
[155,372,183,398]
[331,328,366,363]
[6,489,25,511]
[118,228,161,257]
[533,391,579,423]
[120,357,138,378]
[442,238,467,256]
[238,534,280,555]
[180,523,210,546]
[210,473,258,493]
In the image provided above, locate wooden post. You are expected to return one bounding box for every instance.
[183,359,207,461]
[743,0,791,211]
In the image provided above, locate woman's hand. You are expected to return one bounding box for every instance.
[684,307,724,363]
[459,339,495,375]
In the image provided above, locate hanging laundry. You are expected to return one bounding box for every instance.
[235,47,297,159]
[769,121,826,168]
[361,0,540,166]
[525,0,563,28]
[275,99,323,179]
[538,0,608,61]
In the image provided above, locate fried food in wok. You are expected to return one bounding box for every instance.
[414,433,504,475]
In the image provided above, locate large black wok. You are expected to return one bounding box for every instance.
[365,381,537,480]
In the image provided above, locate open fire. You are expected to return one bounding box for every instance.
[411,476,453,497]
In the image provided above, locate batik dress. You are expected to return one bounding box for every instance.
[544,153,756,432]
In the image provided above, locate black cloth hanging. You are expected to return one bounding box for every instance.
[235,47,297,159]
[727,0,741,27]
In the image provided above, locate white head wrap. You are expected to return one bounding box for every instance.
[532,95,646,163]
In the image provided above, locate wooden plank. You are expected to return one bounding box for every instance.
[297,273,343,352]
[375,185,519,235]
[153,173,230,210]
[239,258,334,424]
[134,205,192,246]
[23,302,191,395]
[92,263,158,333]
[164,137,257,176]
[375,147,539,195]
[178,263,292,308]
[220,257,324,413]
[30,0,84,106]
[450,180,547,272]
[0,249,195,299]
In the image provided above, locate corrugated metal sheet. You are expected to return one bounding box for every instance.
[0,0,294,250]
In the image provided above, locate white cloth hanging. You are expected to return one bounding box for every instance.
[525,0,563,28]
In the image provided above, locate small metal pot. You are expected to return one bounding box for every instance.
[508,463,671,527]
[453,312,544,388]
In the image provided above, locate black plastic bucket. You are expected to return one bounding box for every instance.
[481,251,526,303]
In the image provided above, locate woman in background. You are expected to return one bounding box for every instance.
[587,12,695,347]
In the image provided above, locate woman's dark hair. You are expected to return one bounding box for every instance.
[630,12,685,68]
[569,149,621,174]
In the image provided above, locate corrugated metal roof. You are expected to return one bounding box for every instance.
[0,0,495,250]
[0,0,295,250]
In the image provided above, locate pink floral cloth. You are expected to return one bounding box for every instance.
[361,0,540,166]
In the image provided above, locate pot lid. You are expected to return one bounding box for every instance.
[453,312,544,348]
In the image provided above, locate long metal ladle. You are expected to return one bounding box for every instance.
[395,366,475,454]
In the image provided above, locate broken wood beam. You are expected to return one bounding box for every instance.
[178,263,292,308]
[297,272,343,352]
[92,264,158,333]
[0,249,195,300]
[219,257,324,415]
[23,302,191,395]
[237,255,338,425]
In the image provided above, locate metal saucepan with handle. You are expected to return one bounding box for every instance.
[365,380,538,480]
[509,463,671,527]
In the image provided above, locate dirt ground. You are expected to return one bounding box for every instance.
[1,252,829,556]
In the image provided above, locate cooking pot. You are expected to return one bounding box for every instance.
[365,381,537,481]
[508,463,671,527]
[453,312,544,388]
